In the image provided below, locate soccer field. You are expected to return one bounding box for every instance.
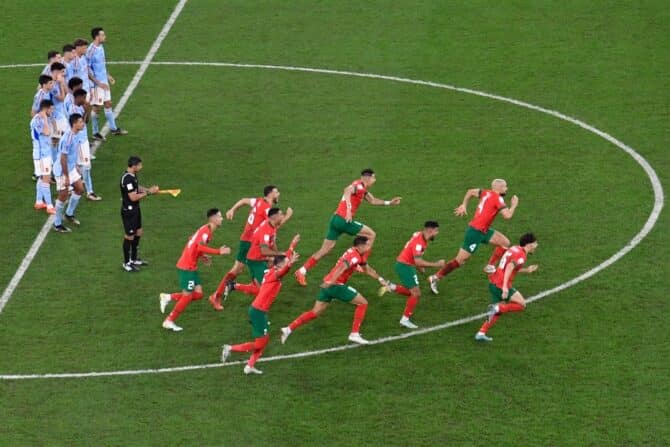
[1,1,668,445]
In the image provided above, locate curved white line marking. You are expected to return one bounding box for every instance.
[0,61,663,380]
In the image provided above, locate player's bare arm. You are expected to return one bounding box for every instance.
[225,198,253,220]
[61,153,69,184]
[322,263,348,287]
[414,256,446,269]
[342,185,355,222]
[364,192,401,206]
[520,264,538,273]
[454,188,480,216]
[259,244,284,258]
[500,195,519,219]
[501,262,516,298]
[278,207,294,228]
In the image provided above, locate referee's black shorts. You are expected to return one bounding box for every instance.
[121,208,142,236]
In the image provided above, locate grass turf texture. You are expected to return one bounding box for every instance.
[0,1,668,445]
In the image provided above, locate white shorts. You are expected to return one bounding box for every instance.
[56,168,82,191]
[56,117,69,134]
[77,139,92,168]
[33,157,53,177]
[89,85,112,106]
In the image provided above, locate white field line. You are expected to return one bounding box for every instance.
[0,1,188,316]
[0,61,663,379]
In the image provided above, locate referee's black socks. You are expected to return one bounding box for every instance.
[123,238,132,264]
[131,236,141,261]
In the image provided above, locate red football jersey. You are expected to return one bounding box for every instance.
[335,179,367,219]
[469,189,507,233]
[490,245,527,289]
[323,247,369,285]
[240,197,271,242]
[246,221,277,261]
[396,231,427,266]
[176,224,213,271]
[251,263,292,312]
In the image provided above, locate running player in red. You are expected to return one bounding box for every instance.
[475,233,538,342]
[378,221,445,329]
[209,185,292,310]
[428,179,519,294]
[281,236,386,345]
[159,209,231,332]
[221,248,300,375]
[226,208,299,298]
[294,168,401,286]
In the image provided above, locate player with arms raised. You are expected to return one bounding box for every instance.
[429,179,518,294]
[221,247,300,375]
[294,168,400,286]
[209,185,292,309]
[475,233,539,341]
[160,209,231,332]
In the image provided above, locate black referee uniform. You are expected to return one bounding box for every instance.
[120,170,144,270]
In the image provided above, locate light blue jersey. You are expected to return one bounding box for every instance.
[30,114,52,159]
[87,43,108,85]
[50,82,66,121]
[41,64,51,75]
[31,89,52,114]
[53,129,80,176]
[64,60,75,83]
[64,93,88,137]
[70,55,91,90]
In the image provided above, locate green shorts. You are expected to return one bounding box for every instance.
[246,259,268,284]
[248,306,269,338]
[488,283,517,304]
[462,226,495,254]
[317,284,359,303]
[236,240,252,263]
[326,214,364,241]
[395,261,419,288]
[177,268,201,292]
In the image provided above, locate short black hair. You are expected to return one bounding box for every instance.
[39,99,53,110]
[353,236,369,246]
[91,27,104,39]
[207,208,220,218]
[68,113,83,127]
[424,221,439,229]
[73,38,88,48]
[73,89,87,99]
[127,156,142,167]
[68,77,83,90]
[62,44,75,53]
[50,61,65,72]
[273,255,287,266]
[268,207,281,218]
[263,185,277,196]
[519,233,537,246]
[47,50,59,60]
[38,74,53,86]
[361,168,375,177]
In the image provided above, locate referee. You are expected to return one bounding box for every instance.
[120,156,158,272]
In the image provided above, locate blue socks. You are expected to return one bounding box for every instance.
[54,199,65,226]
[82,168,94,194]
[104,108,117,131]
[66,193,81,217]
[91,110,99,134]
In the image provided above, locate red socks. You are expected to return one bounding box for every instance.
[166,291,203,322]
[170,292,182,300]
[498,302,525,313]
[214,271,237,297]
[479,314,499,334]
[488,246,506,267]
[436,260,460,279]
[248,336,270,367]
[289,310,318,331]
[403,295,419,318]
[235,282,260,296]
[394,285,412,296]
[351,304,368,333]
[303,256,318,272]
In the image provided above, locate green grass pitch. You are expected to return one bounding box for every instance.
[0,1,668,445]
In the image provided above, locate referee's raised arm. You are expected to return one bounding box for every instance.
[120,155,159,272]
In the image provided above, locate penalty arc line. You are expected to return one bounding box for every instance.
[0,0,189,316]
[0,61,663,379]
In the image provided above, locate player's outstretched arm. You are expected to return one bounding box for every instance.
[225,198,253,220]
[454,188,480,216]
[500,195,519,219]
[365,192,401,206]
[278,207,294,228]
[322,263,348,287]
[520,264,538,273]
[415,257,446,269]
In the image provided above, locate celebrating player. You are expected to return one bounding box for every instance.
[428,179,519,294]
[294,168,401,286]
[51,114,86,233]
[209,185,293,309]
[281,236,386,345]
[475,233,539,342]
[87,27,127,140]
[31,99,56,214]
[225,209,299,300]
[221,249,300,375]
[379,221,445,329]
[119,156,159,271]
[159,209,231,332]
